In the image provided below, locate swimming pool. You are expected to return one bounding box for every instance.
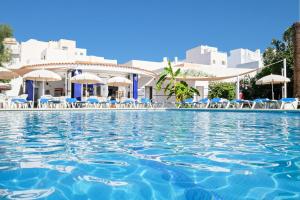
[0,110,299,199]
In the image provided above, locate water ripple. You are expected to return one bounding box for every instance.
[0,111,299,199]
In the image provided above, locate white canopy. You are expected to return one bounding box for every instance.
[256,74,290,100]
[71,73,105,84]
[23,69,62,81]
[256,74,290,85]
[107,76,131,87]
[23,69,62,100]
[0,67,18,80]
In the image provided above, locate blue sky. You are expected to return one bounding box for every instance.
[0,0,298,63]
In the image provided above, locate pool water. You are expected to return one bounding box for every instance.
[0,110,300,200]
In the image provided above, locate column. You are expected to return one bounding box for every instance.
[71,69,82,100]
[25,80,33,101]
[133,74,138,100]
[236,76,240,99]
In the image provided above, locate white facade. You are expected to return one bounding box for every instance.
[185,45,262,69]
[3,38,261,102]
[228,48,262,68]
[4,38,117,68]
[186,45,228,67]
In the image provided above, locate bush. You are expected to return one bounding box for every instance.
[208,82,236,100]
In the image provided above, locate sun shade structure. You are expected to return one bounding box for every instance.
[256,74,290,100]
[0,67,18,80]
[23,69,62,82]
[71,73,105,98]
[107,76,131,87]
[23,69,62,102]
[70,73,105,84]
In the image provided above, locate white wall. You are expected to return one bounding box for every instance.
[186,45,227,67]
[7,38,118,66]
[20,39,48,64]
[125,59,167,71]
[228,48,262,68]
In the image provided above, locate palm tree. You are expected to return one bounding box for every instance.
[175,81,199,102]
[156,60,199,103]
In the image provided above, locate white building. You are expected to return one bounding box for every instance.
[2,38,261,103]
[4,38,117,68]
[228,48,262,69]
[186,45,228,67]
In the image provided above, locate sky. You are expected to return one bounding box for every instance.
[0,0,298,63]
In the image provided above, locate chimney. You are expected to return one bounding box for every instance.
[174,57,178,64]
[293,22,300,98]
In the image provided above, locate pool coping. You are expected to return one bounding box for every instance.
[0,107,299,113]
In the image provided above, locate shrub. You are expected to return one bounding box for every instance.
[208,82,236,100]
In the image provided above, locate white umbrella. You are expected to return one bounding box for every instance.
[0,67,18,80]
[23,69,62,82]
[107,76,131,87]
[71,73,105,98]
[23,69,62,102]
[70,73,105,84]
[256,74,290,100]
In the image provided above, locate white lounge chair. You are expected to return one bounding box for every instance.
[278,98,298,110]
[195,98,210,108]
[209,98,230,108]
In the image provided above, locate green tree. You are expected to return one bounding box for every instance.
[156,61,199,103]
[250,26,294,98]
[0,24,13,66]
[208,82,236,100]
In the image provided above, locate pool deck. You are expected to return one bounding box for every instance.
[0,108,300,113]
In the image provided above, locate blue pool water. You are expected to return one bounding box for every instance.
[0,110,300,200]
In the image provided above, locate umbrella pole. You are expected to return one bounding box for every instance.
[271,81,274,100]
[42,81,45,96]
[32,81,35,108]
[86,83,88,99]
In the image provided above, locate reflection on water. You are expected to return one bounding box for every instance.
[0,111,300,199]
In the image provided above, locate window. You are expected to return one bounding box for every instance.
[222,61,226,65]
[212,60,216,64]
[62,46,68,50]
[80,52,83,55]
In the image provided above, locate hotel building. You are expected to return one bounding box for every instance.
[3,38,262,102]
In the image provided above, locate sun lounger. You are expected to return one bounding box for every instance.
[11,98,31,108]
[229,99,251,109]
[38,98,50,108]
[209,98,230,108]
[137,98,152,108]
[251,98,271,109]
[120,99,135,108]
[195,98,210,108]
[86,98,100,108]
[65,98,77,108]
[10,94,32,108]
[277,98,298,110]
[176,98,195,108]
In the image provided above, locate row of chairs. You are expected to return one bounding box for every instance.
[38,96,153,109]
[0,94,154,109]
[180,97,299,110]
[0,94,33,109]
